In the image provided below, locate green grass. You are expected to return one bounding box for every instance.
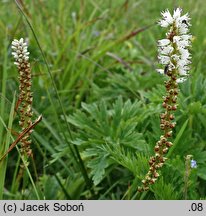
[0,0,206,200]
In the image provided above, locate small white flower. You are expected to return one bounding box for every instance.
[24,56,29,60]
[19,38,24,45]
[159,20,170,28]
[158,39,171,46]
[158,45,174,55]
[180,34,192,41]
[156,69,164,74]
[179,48,191,59]
[159,9,174,27]
[163,10,173,23]
[173,8,182,19]
[177,77,187,83]
[173,36,190,47]
[11,40,19,46]
[178,67,188,76]
[158,55,170,65]
[177,23,189,35]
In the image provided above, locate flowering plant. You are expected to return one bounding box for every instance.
[11,38,34,165]
[139,8,192,192]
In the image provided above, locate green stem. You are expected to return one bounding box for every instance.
[0,95,15,199]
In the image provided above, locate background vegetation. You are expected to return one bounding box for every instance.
[0,0,206,200]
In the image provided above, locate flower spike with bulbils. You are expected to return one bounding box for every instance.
[11,38,34,165]
[138,8,192,192]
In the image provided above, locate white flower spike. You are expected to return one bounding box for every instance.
[139,8,192,192]
[157,8,192,82]
[11,38,34,163]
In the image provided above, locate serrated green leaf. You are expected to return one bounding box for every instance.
[197,167,206,180]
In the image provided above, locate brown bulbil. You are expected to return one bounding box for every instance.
[170,122,176,128]
[159,157,167,163]
[162,102,167,108]
[160,124,165,130]
[138,187,143,193]
[155,164,161,169]
[157,140,163,146]
[174,89,178,95]
[155,153,160,158]
[153,172,159,178]
[160,114,166,120]
[149,166,155,172]
[172,97,177,103]
[151,157,156,162]
[169,114,174,120]
[166,141,173,147]
[160,119,165,124]
[149,179,155,184]
[145,175,151,181]
[166,131,173,137]
[149,160,154,166]
[167,105,172,111]
[162,147,168,154]
[172,105,177,110]
[154,146,160,152]
[169,89,174,94]
[143,186,149,191]
[160,136,167,143]
[165,81,172,89]
[165,121,170,127]
[172,76,177,81]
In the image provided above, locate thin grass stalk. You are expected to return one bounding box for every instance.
[0,35,9,199]
[0,33,8,142]
[11,155,21,193]
[0,95,15,199]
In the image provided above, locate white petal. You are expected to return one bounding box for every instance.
[11,46,17,50]
[19,38,24,44]
[178,25,189,35]
[158,45,174,55]
[162,10,173,24]
[11,39,19,46]
[158,55,170,65]
[156,69,164,74]
[178,67,188,76]
[23,48,28,53]
[173,8,182,19]
[173,36,190,48]
[180,34,192,40]
[158,39,171,46]
[177,77,187,83]
[24,56,29,61]
[159,20,169,27]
